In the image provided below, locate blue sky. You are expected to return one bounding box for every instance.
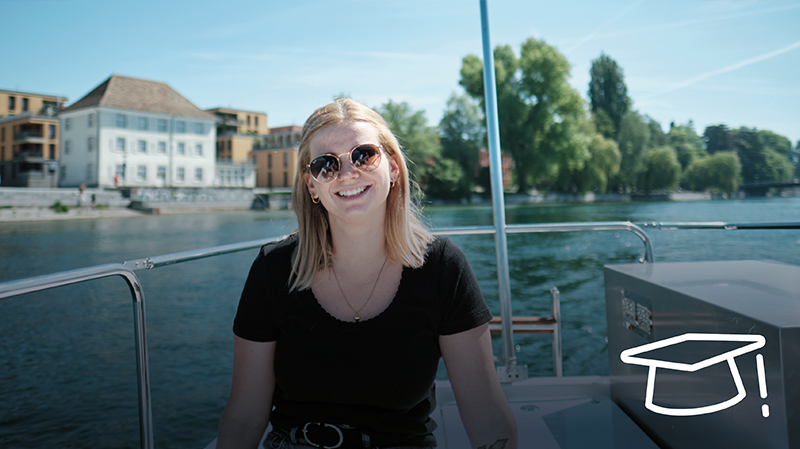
[2,0,798,144]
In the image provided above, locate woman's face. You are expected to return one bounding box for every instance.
[305,121,399,226]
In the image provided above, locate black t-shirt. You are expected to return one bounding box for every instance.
[233,234,492,446]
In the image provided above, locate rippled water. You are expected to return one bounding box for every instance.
[1,197,799,448]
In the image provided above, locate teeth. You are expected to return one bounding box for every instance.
[337,186,367,197]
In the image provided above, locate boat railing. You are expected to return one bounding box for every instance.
[4,220,800,448]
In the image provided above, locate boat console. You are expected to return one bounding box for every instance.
[605,260,800,449]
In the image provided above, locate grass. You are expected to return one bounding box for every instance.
[49,201,70,213]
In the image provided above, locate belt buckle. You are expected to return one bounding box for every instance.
[302,422,344,449]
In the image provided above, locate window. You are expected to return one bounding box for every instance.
[268,154,272,169]
[255,116,259,127]
[177,142,185,155]
[64,140,71,154]
[137,140,147,153]
[176,167,185,181]
[49,144,55,159]
[137,165,147,181]
[87,137,94,152]
[22,98,29,112]
[60,165,66,179]
[48,125,55,139]
[176,121,186,133]
[116,137,126,152]
[157,141,166,154]
[157,166,166,181]
[116,114,127,128]
[283,172,288,187]
[283,152,288,168]
[116,164,125,181]
[247,115,251,127]
[8,96,15,110]
[86,163,94,181]
[194,167,203,182]
[65,118,71,131]
[88,113,94,127]
[195,143,203,156]
[194,123,203,134]
[268,172,272,188]
[137,117,148,131]
[157,119,167,132]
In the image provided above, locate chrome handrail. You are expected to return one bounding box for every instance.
[0,264,154,449]
[0,236,283,449]
[3,221,799,445]
[433,221,655,263]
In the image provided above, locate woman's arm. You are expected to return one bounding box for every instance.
[440,323,518,449]
[216,336,277,449]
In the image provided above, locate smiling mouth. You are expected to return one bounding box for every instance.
[336,186,368,197]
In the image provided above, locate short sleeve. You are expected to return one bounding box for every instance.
[232,238,294,342]
[437,238,493,335]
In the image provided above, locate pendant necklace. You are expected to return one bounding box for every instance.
[331,255,389,322]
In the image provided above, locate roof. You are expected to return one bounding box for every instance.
[206,107,267,116]
[0,88,66,101]
[61,74,213,119]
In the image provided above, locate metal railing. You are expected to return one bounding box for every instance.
[4,220,799,447]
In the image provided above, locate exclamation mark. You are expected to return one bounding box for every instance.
[756,354,769,418]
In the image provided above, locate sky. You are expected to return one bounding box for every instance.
[2,0,798,145]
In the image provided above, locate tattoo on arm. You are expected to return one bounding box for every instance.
[477,438,509,449]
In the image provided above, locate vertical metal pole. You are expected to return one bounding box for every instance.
[550,287,563,377]
[479,0,525,381]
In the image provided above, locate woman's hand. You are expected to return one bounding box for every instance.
[216,337,277,449]
[440,323,518,449]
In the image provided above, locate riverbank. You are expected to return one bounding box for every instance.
[0,206,148,222]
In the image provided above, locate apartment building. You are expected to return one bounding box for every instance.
[205,107,263,188]
[1,88,65,118]
[0,89,67,187]
[251,125,300,189]
[58,75,216,188]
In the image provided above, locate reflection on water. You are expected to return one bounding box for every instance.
[1,198,800,448]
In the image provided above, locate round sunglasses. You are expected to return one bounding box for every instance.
[306,143,383,183]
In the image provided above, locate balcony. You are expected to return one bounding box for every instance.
[14,131,45,143]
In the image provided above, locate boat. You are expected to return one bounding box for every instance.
[3,2,799,448]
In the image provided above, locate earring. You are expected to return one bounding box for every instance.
[311,195,320,204]
[390,180,396,189]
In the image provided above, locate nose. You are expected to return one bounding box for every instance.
[336,155,360,180]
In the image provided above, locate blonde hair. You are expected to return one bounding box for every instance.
[289,98,433,292]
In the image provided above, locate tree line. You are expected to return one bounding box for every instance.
[368,37,800,200]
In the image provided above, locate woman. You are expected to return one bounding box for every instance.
[217,99,517,449]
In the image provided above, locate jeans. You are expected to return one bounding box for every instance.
[262,430,433,449]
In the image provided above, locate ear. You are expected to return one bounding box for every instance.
[389,155,400,183]
[304,172,316,198]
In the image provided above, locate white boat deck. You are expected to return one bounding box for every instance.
[205,376,660,449]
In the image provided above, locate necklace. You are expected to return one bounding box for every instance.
[331,255,389,322]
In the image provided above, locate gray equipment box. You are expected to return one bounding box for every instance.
[605,260,800,449]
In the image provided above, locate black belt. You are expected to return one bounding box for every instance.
[279,422,372,448]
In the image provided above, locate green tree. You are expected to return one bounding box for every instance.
[703,124,732,154]
[376,100,441,187]
[731,127,794,183]
[683,152,741,193]
[668,121,706,171]
[588,52,630,138]
[570,131,621,193]
[460,38,590,193]
[639,146,681,193]
[439,93,485,196]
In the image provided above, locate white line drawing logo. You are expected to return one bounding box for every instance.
[620,333,768,417]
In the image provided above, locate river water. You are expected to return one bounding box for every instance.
[1,197,799,448]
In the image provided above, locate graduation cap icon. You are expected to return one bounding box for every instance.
[620,333,768,417]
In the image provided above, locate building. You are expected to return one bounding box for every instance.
[58,74,217,189]
[1,88,64,118]
[0,89,67,187]
[251,125,300,189]
[205,107,263,188]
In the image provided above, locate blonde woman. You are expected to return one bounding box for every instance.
[217,99,517,449]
